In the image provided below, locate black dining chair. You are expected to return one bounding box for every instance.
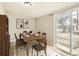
[32,33,47,56]
[14,33,27,55]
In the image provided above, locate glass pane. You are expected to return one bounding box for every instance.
[72,11,79,55]
[56,13,71,53]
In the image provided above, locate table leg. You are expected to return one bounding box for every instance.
[27,42,29,56]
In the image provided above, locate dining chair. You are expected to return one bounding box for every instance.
[29,31,33,34]
[32,33,47,56]
[23,31,27,33]
[37,31,41,37]
[29,31,32,33]
[14,33,27,55]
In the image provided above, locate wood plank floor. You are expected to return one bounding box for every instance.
[9,42,61,56]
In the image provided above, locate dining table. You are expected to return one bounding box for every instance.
[20,33,47,56]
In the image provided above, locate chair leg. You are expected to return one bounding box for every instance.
[16,48,18,56]
[26,46,29,56]
[44,49,47,56]
[32,48,33,56]
[37,51,38,56]
[15,45,18,56]
[27,49,29,56]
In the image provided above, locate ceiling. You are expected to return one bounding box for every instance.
[2,2,79,18]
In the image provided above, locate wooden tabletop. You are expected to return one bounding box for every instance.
[21,33,46,42]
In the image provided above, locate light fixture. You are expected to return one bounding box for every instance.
[24,2,32,6]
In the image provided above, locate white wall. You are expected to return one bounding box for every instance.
[36,15,54,46]
[0,3,5,14]
[7,13,35,42]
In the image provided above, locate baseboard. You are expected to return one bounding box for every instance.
[47,42,54,47]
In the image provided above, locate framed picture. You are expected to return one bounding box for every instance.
[16,18,29,29]
[16,18,24,29]
[24,19,29,29]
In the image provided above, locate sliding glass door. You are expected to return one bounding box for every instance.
[55,10,79,55]
[56,13,71,53]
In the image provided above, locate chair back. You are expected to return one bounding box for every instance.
[29,30,32,33]
[23,31,27,33]
[38,39,47,49]
[19,33,22,39]
[14,33,18,40]
[42,33,47,48]
[37,31,41,36]
[42,33,46,37]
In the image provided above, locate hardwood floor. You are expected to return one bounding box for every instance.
[9,41,61,56]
